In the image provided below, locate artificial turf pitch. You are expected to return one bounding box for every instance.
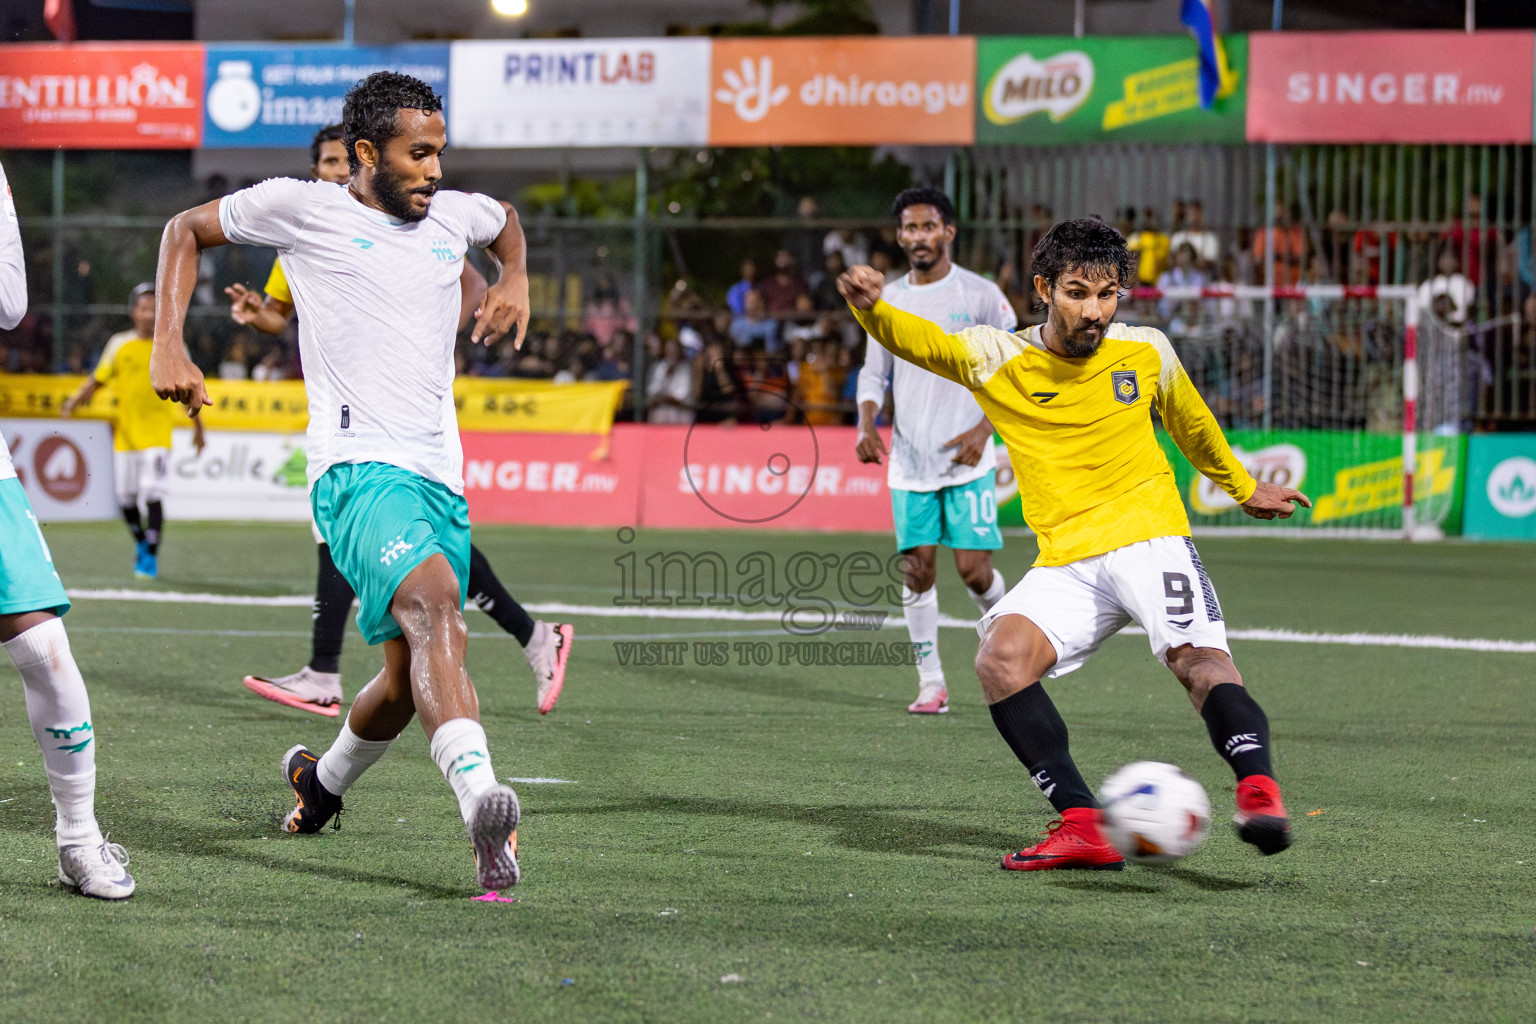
[0,522,1532,1023]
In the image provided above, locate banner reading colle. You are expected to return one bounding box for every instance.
[448,39,711,148]
[976,35,1247,145]
[709,37,974,147]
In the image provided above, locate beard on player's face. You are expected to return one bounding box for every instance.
[1049,297,1112,358]
[902,237,946,271]
[369,157,436,223]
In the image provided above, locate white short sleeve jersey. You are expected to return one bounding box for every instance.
[856,264,1017,492]
[219,177,505,494]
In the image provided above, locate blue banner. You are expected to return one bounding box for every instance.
[202,44,450,149]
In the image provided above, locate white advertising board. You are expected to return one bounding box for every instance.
[163,429,312,521]
[0,418,117,522]
[449,38,711,147]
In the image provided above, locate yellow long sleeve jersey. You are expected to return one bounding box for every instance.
[853,301,1256,566]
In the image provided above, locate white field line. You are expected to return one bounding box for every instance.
[64,589,1536,654]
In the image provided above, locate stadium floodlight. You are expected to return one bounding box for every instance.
[491,0,529,15]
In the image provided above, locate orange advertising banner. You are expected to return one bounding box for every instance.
[0,43,204,149]
[708,37,975,146]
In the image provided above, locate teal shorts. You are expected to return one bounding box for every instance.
[890,471,1004,552]
[311,462,471,645]
[0,477,71,618]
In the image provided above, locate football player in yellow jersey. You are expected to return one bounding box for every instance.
[62,283,203,580]
[840,218,1310,871]
[222,124,572,719]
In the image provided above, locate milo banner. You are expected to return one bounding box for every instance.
[1158,430,1464,532]
[976,35,1248,145]
[0,374,627,436]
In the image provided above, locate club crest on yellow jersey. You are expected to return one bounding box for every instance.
[1112,369,1140,405]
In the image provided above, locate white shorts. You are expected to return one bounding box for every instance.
[112,448,169,506]
[978,535,1229,678]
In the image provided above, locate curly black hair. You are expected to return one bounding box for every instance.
[309,123,345,169]
[892,187,956,226]
[1031,217,1137,293]
[341,72,443,174]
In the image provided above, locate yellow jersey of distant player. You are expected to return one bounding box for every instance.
[852,301,1257,567]
[264,258,292,304]
[93,331,178,452]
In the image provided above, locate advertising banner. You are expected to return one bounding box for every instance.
[0,417,115,521]
[1246,31,1535,143]
[455,379,628,435]
[162,428,311,521]
[448,39,711,148]
[1462,434,1536,540]
[203,44,449,149]
[462,429,641,527]
[709,37,974,147]
[638,423,893,532]
[976,35,1247,145]
[1152,429,1464,531]
[0,43,204,149]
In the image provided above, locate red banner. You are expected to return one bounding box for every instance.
[1246,31,1534,143]
[463,424,895,532]
[0,43,204,148]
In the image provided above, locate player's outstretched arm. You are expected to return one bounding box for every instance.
[838,266,979,388]
[1154,343,1259,507]
[152,199,226,413]
[472,200,530,348]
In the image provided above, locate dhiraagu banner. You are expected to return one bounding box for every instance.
[976,34,1248,145]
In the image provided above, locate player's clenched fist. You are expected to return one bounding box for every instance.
[837,265,885,310]
[149,344,211,415]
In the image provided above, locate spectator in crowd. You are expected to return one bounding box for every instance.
[869,226,905,272]
[793,338,847,426]
[589,331,633,383]
[809,250,848,311]
[553,355,585,384]
[1251,200,1307,287]
[646,336,696,424]
[1170,200,1221,272]
[251,348,286,382]
[1157,243,1209,332]
[1416,244,1476,327]
[219,336,250,380]
[757,249,808,314]
[511,333,556,378]
[824,226,869,269]
[1445,194,1485,286]
[729,289,780,351]
[726,258,757,317]
[745,345,792,424]
[786,196,822,275]
[1127,207,1171,285]
[693,337,743,424]
[582,273,634,346]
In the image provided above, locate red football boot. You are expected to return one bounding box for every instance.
[1234,775,1292,855]
[1001,807,1125,871]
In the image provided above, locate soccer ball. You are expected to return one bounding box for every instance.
[1099,761,1211,863]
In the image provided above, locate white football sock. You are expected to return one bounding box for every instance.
[968,568,1007,614]
[4,618,104,849]
[430,717,499,826]
[316,720,395,796]
[902,585,944,686]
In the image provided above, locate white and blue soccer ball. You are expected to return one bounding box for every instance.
[1099,761,1212,863]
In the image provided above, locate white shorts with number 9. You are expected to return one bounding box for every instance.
[978,535,1230,678]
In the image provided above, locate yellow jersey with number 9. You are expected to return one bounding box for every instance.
[93,331,178,452]
[851,301,1256,567]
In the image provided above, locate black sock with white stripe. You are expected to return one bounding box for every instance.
[989,684,1097,814]
[1201,683,1275,780]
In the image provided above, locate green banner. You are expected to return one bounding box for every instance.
[976,35,1248,146]
[995,431,1466,534]
[1463,434,1536,540]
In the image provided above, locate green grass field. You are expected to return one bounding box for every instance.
[1,522,1533,1023]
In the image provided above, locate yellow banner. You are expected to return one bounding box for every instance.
[1311,448,1457,523]
[0,374,628,436]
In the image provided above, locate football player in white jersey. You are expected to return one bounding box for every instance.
[149,72,531,892]
[0,159,135,899]
[856,188,1017,715]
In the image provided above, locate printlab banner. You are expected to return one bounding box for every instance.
[448,39,711,148]
[1246,31,1535,143]
[976,35,1248,145]
[202,44,450,148]
[0,43,204,149]
[0,417,116,521]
